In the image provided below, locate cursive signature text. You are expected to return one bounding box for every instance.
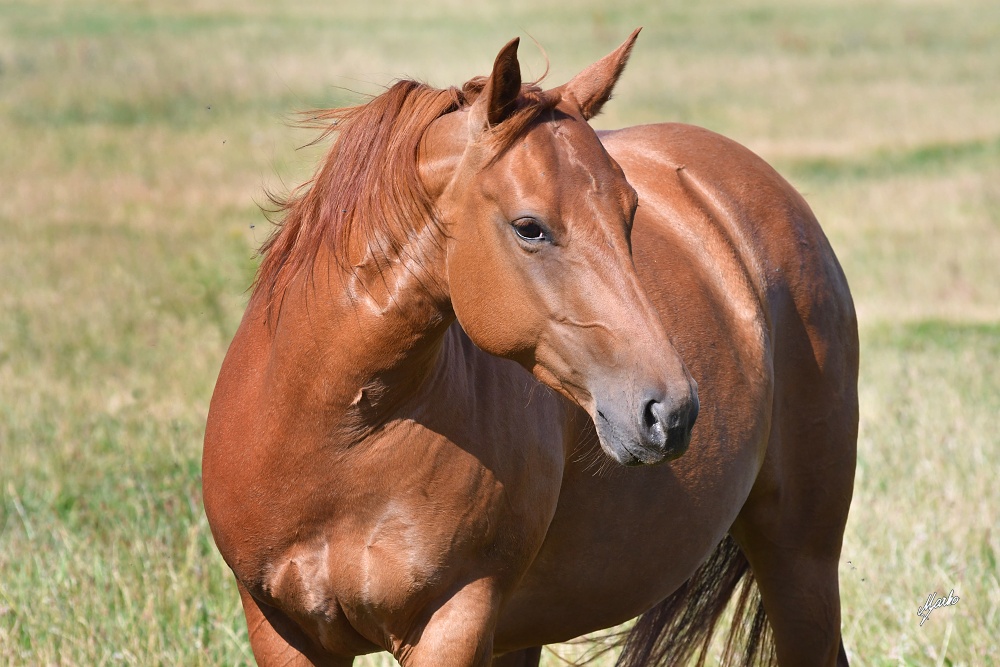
[917,589,959,626]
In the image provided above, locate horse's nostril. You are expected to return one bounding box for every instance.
[642,399,659,430]
[639,392,696,457]
[640,397,669,450]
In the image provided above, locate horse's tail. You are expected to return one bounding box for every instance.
[614,535,777,667]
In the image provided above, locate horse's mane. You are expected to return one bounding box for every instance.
[253,76,558,310]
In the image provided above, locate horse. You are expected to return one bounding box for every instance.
[203,29,858,667]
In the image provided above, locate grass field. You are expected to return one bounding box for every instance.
[2,0,998,664]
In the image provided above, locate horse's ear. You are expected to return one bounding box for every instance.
[470,37,522,134]
[561,28,641,120]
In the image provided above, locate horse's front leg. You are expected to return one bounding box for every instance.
[238,583,356,667]
[395,578,503,667]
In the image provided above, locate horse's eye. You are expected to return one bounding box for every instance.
[512,219,547,242]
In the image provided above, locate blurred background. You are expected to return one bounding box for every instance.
[1,0,998,664]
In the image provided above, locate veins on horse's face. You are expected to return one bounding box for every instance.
[482,126,635,256]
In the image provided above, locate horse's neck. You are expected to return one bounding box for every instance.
[260,246,455,439]
[252,235,581,462]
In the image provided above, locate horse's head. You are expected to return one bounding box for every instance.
[422,31,698,465]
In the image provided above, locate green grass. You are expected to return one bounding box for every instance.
[841,321,1000,665]
[2,0,999,664]
[784,136,1000,182]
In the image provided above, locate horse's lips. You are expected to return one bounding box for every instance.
[596,409,679,466]
[623,439,687,466]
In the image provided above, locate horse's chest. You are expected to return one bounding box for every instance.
[255,430,556,644]
[259,504,454,612]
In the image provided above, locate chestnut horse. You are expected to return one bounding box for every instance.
[204,30,857,667]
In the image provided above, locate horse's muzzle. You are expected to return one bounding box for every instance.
[594,381,699,467]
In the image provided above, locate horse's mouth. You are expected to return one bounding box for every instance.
[595,409,692,467]
[607,437,688,467]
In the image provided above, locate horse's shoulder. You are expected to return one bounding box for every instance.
[605,123,856,379]
[602,122,834,272]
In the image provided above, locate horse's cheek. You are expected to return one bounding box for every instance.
[447,247,539,360]
[454,292,538,360]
